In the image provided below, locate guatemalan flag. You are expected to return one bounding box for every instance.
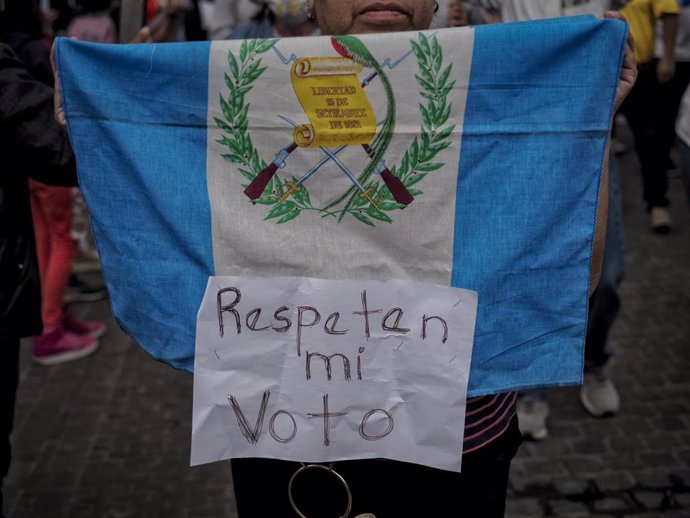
[56,16,626,400]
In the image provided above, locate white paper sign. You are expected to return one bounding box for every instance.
[191,276,477,472]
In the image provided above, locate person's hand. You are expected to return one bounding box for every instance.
[50,27,154,128]
[168,0,183,15]
[50,41,67,128]
[604,11,637,111]
[448,0,469,27]
[40,7,59,38]
[657,56,676,84]
[130,26,154,43]
[484,8,500,24]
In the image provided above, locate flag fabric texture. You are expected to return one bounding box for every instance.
[56,16,626,397]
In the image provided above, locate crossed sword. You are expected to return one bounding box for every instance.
[243,72,414,207]
[277,115,389,208]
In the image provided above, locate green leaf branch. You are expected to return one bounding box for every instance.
[347,33,456,225]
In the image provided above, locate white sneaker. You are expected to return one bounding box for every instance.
[581,371,620,417]
[517,397,549,440]
[650,207,672,234]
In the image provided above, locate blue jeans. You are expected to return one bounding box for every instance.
[584,149,624,372]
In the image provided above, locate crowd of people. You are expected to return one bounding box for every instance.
[1,0,687,517]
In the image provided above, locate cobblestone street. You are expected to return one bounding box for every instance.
[3,136,690,517]
[506,142,690,517]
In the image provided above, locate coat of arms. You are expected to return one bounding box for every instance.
[216,33,456,226]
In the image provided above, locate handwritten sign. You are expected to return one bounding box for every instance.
[191,276,477,472]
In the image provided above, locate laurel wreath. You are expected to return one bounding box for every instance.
[217,33,456,226]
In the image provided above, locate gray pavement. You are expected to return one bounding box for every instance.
[3,135,690,517]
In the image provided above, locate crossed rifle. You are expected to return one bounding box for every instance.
[243,71,414,208]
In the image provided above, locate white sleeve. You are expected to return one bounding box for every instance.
[208,0,261,40]
[677,85,690,148]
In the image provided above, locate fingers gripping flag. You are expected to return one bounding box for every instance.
[57,16,627,397]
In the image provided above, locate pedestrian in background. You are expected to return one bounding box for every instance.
[654,1,690,185]
[66,0,117,43]
[229,0,318,39]
[676,82,690,207]
[0,29,78,518]
[618,0,680,233]
[488,0,610,21]
[145,0,196,42]
[48,0,80,35]
[65,0,116,277]
[447,0,471,27]
[463,0,502,23]
[0,0,105,365]
[208,0,261,39]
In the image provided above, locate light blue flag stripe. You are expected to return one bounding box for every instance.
[57,41,214,370]
[455,18,626,395]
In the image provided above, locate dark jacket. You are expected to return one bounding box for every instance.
[0,42,77,338]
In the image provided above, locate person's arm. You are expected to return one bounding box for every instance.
[0,44,76,187]
[590,12,637,295]
[465,0,502,22]
[590,139,609,295]
[144,0,185,42]
[657,13,678,83]
[107,16,119,44]
[52,27,154,129]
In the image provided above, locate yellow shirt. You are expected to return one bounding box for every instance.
[620,0,679,64]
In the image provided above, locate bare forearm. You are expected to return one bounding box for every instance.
[657,14,678,82]
[661,14,678,62]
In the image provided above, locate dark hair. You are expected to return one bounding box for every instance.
[0,0,42,38]
[77,0,112,14]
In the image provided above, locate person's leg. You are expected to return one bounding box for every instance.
[29,182,50,289]
[231,458,301,517]
[621,62,672,231]
[30,183,100,365]
[231,416,522,517]
[33,185,75,326]
[656,61,690,169]
[458,416,522,517]
[637,66,670,210]
[391,415,522,517]
[516,388,549,440]
[581,148,623,417]
[0,337,20,518]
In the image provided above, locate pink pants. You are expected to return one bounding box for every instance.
[29,181,76,327]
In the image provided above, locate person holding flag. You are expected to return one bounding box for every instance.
[618,0,680,233]
[221,1,637,516]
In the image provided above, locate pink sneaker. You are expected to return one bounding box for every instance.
[33,323,99,366]
[62,311,106,338]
